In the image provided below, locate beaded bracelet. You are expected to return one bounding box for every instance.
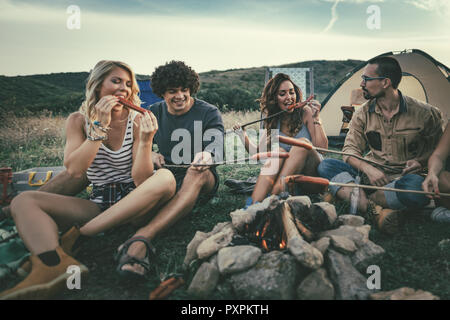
[87,134,107,141]
[88,123,107,141]
[93,121,111,133]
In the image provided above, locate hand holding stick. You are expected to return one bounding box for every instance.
[277,136,403,174]
[225,95,315,134]
[284,174,450,197]
[163,152,290,168]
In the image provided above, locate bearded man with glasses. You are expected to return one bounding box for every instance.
[317,56,445,235]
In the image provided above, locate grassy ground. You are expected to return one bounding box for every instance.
[0,113,449,300]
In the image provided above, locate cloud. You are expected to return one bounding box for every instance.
[405,0,450,16]
[322,0,341,33]
[321,0,385,33]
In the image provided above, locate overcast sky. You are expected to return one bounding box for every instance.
[1,0,449,76]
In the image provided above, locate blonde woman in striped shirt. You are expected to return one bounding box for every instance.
[1,61,176,300]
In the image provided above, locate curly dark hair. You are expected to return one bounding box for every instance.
[259,73,304,138]
[150,60,200,97]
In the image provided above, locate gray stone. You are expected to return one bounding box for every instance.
[319,225,369,247]
[297,268,335,300]
[187,262,220,299]
[355,225,371,241]
[183,231,209,267]
[325,249,371,300]
[217,245,262,275]
[210,222,234,235]
[330,235,357,255]
[209,253,219,268]
[197,226,235,259]
[230,195,281,231]
[336,215,365,227]
[312,202,337,229]
[369,287,440,300]
[227,251,298,300]
[311,237,331,255]
[230,208,256,232]
[288,237,324,270]
[351,240,385,273]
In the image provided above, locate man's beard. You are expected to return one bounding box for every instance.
[362,88,384,100]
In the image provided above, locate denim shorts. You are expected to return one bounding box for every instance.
[317,158,429,210]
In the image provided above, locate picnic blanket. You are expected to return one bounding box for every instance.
[0,218,29,281]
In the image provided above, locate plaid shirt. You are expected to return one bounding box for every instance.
[91,181,136,211]
[343,91,445,177]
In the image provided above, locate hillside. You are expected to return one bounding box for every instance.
[0,59,364,115]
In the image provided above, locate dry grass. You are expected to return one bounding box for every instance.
[0,111,66,170]
[0,111,263,170]
[221,110,261,132]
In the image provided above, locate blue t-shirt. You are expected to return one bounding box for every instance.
[150,98,224,164]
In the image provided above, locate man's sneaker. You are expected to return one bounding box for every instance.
[366,202,404,235]
[0,246,88,300]
[430,207,450,223]
[17,226,82,277]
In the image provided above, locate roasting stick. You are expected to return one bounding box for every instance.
[285,175,450,198]
[278,136,403,174]
[225,95,315,134]
[114,98,291,168]
[163,152,290,168]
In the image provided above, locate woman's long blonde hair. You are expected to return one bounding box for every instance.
[79,60,141,122]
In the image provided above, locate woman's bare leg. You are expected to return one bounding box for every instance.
[10,191,101,255]
[80,169,176,236]
[271,143,322,195]
[251,157,286,203]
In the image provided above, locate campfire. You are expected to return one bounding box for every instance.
[243,208,287,252]
[182,194,399,300]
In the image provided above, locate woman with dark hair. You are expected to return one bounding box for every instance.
[233,73,328,206]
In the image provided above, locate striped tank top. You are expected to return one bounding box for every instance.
[86,112,137,205]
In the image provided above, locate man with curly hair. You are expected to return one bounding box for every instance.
[115,60,224,277]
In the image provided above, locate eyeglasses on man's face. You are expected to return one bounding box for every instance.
[361,75,387,83]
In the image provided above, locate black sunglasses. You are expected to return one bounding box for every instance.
[361,75,387,82]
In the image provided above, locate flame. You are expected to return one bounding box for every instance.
[279,231,287,250]
[262,240,269,251]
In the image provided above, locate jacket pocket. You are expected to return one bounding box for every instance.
[366,131,382,151]
[401,134,420,160]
